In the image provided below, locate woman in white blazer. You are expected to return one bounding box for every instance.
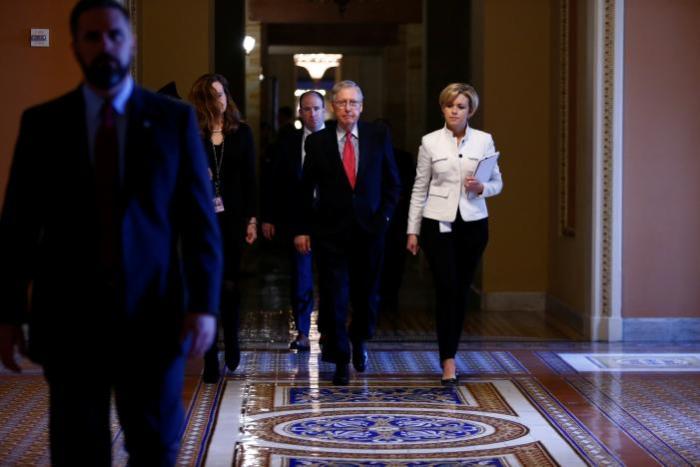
[406,83,503,385]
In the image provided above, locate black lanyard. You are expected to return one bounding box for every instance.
[211,140,224,197]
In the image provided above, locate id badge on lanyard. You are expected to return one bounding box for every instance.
[211,140,225,213]
[213,196,225,213]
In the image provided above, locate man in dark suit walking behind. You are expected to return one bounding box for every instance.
[294,80,401,385]
[0,1,222,465]
[262,91,326,351]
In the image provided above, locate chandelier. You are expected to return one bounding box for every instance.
[294,54,343,80]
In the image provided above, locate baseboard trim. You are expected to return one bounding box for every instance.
[623,318,700,342]
[482,292,546,312]
[546,295,585,334]
[484,294,700,342]
[590,315,623,342]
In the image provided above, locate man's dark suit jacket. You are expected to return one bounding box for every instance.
[261,128,304,228]
[295,121,401,237]
[0,85,223,366]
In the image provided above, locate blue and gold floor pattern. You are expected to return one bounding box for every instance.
[3,345,700,465]
[235,350,528,377]
[204,348,624,466]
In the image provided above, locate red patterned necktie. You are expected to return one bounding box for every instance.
[94,100,120,273]
[342,131,356,189]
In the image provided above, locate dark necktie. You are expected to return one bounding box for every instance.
[94,100,120,274]
[342,131,356,189]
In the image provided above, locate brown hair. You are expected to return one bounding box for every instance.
[188,73,241,136]
[438,83,479,118]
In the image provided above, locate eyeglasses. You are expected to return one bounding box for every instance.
[333,100,362,109]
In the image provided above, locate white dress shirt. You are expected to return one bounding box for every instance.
[336,124,359,176]
[301,123,324,166]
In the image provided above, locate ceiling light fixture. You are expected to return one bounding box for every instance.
[293,53,343,81]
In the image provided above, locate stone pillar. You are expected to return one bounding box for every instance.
[215,0,246,116]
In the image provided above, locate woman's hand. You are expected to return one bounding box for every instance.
[245,218,258,244]
[406,234,420,256]
[464,177,484,195]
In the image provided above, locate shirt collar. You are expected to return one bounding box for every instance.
[82,75,134,120]
[442,123,471,145]
[303,123,324,137]
[336,123,358,142]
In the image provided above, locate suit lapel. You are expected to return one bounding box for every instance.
[63,88,93,194]
[123,87,156,200]
[293,130,304,178]
[325,125,352,189]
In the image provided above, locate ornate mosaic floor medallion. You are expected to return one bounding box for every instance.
[208,378,619,466]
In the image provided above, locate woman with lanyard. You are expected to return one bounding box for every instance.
[189,73,257,383]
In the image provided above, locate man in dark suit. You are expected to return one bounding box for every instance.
[0,1,222,465]
[262,91,325,351]
[294,80,401,385]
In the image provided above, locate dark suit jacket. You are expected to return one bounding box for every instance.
[0,85,223,364]
[260,128,304,228]
[294,121,401,237]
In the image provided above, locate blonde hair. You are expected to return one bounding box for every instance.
[439,83,479,118]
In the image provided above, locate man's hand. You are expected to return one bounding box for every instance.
[262,222,275,240]
[0,324,26,373]
[294,235,311,255]
[245,219,258,245]
[182,313,217,358]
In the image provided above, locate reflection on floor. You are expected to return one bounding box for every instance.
[196,317,700,466]
[210,249,700,465]
[1,247,700,465]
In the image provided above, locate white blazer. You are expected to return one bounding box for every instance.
[407,126,503,235]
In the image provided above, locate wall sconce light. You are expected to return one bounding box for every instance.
[293,53,343,81]
[243,35,256,55]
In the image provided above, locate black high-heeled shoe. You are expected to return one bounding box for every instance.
[225,346,240,373]
[440,374,459,386]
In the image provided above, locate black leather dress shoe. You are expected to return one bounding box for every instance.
[321,347,337,363]
[289,339,311,351]
[352,342,368,373]
[202,360,221,384]
[332,364,350,386]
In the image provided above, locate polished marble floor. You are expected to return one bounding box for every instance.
[200,249,700,466]
[1,247,700,466]
[197,321,700,466]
